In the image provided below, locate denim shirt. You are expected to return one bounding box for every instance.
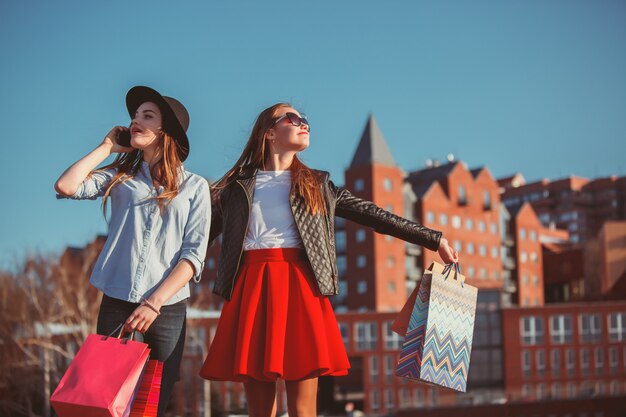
[57,161,211,305]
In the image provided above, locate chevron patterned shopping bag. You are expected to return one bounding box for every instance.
[393,262,478,392]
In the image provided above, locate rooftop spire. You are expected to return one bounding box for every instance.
[350,114,396,168]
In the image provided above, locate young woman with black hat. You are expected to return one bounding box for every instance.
[199,103,458,417]
[55,86,211,416]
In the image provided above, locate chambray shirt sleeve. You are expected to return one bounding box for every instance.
[179,178,212,283]
[56,168,117,200]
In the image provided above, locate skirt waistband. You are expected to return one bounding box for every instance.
[242,248,307,263]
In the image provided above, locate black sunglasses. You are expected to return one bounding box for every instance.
[273,112,310,130]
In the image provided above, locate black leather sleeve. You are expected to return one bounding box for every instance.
[207,190,224,247]
[330,180,442,252]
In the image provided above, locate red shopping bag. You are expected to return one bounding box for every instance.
[51,331,150,417]
[129,360,163,417]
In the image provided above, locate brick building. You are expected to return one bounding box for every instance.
[51,115,626,416]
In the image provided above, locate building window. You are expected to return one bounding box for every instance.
[580,348,590,375]
[387,256,396,268]
[429,389,438,406]
[536,350,546,377]
[452,215,462,229]
[466,242,475,254]
[478,221,486,232]
[383,178,393,191]
[335,230,347,251]
[522,275,529,285]
[551,383,561,399]
[483,191,492,209]
[490,222,498,234]
[370,389,380,412]
[551,349,561,377]
[399,388,410,408]
[458,185,467,204]
[491,246,499,258]
[521,316,544,345]
[439,214,448,226]
[413,388,424,407]
[467,266,475,278]
[357,281,367,294]
[608,312,626,341]
[356,229,366,242]
[339,322,349,348]
[566,348,575,377]
[567,382,577,398]
[520,251,528,263]
[383,321,402,350]
[609,346,619,375]
[337,256,347,277]
[357,255,366,268]
[550,315,573,344]
[521,350,531,378]
[384,388,395,410]
[369,355,379,384]
[339,281,348,298]
[479,244,487,257]
[537,383,547,400]
[354,178,364,191]
[520,228,527,240]
[384,355,395,384]
[610,380,620,395]
[479,268,488,280]
[207,257,215,269]
[426,211,435,224]
[530,230,537,241]
[387,281,396,293]
[530,252,538,263]
[492,270,499,280]
[580,313,602,343]
[355,322,378,351]
[532,275,540,287]
[594,347,604,376]
[522,384,531,398]
[466,218,474,230]
[453,240,462,252]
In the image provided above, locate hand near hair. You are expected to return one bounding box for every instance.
[102,126,134,154]
[55,126,132,196]
[438,237,459,264]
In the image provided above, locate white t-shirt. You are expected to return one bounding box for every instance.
[243,170,304,250]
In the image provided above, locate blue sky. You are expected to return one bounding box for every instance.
[1,0,625,269]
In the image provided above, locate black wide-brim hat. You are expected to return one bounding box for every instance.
[125,86,190,161]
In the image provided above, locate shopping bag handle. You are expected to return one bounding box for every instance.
[442,263,464,288]
[106,323,139,342]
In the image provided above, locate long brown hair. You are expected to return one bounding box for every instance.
[212,103,327,215]
[96,131,184,218]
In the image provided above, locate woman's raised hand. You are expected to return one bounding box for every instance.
[437,237,459,264]
[102,126,134,154]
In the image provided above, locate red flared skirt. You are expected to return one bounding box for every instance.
[199,248,350,382]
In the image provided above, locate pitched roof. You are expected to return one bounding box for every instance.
[350,115,396,168]
[405,161,459,197]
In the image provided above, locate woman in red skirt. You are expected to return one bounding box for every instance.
[199,103,458,417]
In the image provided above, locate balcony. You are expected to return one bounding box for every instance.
[503,233,515,247]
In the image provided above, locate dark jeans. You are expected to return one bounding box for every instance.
[97,294,187,417]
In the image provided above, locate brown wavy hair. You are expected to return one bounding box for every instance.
[96,131,184,218]
[212,103,326,215]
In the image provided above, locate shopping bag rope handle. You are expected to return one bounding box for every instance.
[107,323,138,341]
[442,262,464,288]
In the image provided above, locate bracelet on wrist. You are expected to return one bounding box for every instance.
[140,298,161,316]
